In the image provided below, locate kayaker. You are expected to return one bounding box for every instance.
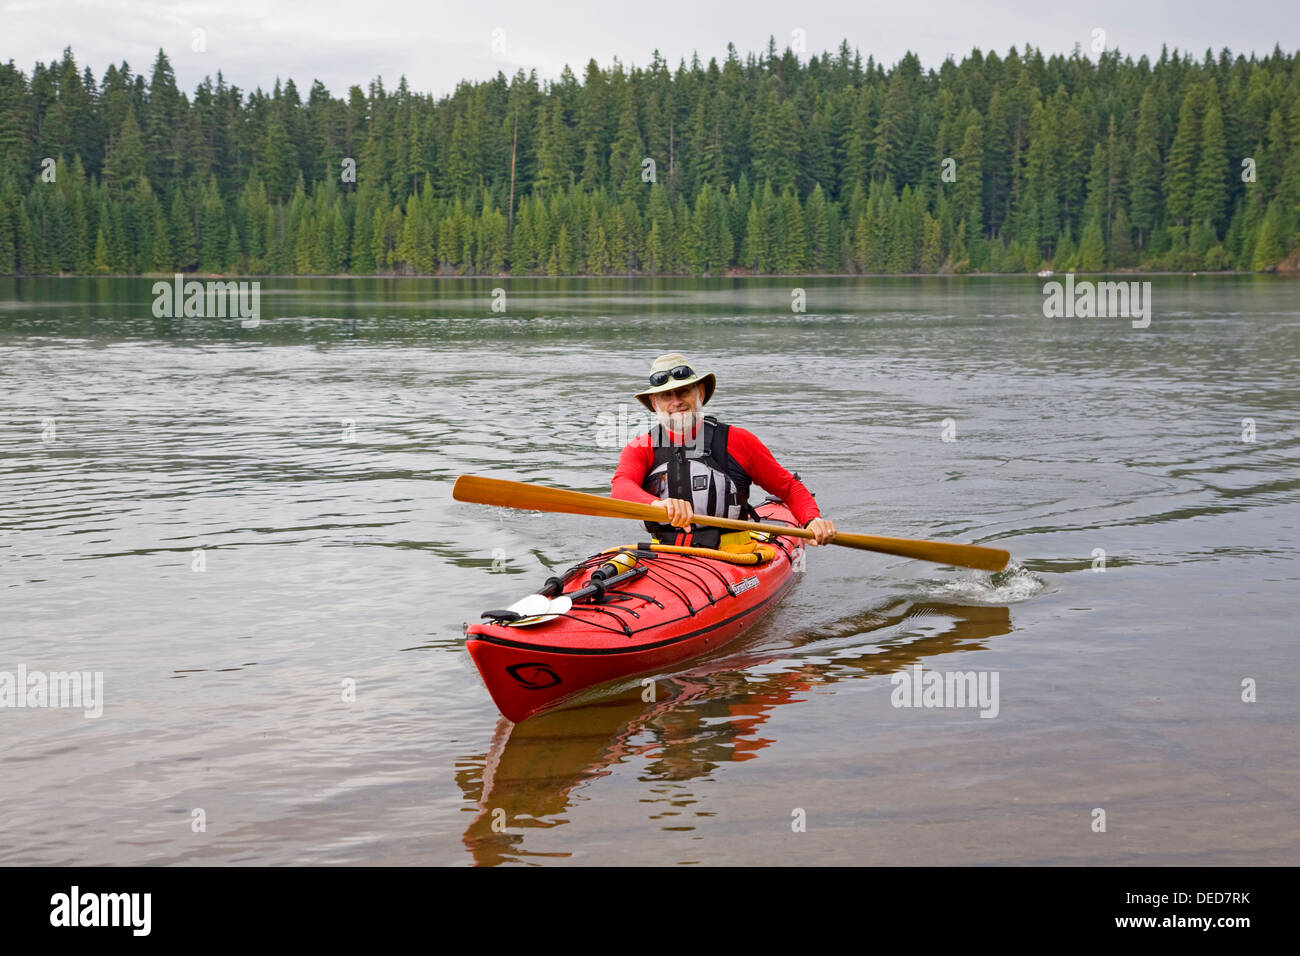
[611,352,837,550]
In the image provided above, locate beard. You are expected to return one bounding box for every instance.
[656,405,702,444]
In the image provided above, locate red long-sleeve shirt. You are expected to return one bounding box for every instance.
[610,419,821,527]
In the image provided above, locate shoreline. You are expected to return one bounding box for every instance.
[3,268,1293,281]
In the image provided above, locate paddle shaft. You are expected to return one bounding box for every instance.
[452,474,1010,572]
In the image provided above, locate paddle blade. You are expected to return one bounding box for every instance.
[453,474,659,521]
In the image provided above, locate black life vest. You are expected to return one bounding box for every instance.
[640,415,758,549]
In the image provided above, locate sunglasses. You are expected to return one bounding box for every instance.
[649,365,695,387]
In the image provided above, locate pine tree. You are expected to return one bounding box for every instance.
[436,198,461,272]
[585,204,609,273]
[805,183,831,271]
[1105,115,1125,241]
[13,203,34,274]
[945,217,970,273]
[199,177,228,272]
[131,181,162,272]
[1280,97,1300,238]
[645,184,673,273]
[62,158,90,271]
[371,205,392,271]
[169,187,196,270]
[609,88,647,206]
[225,223,240,272]
[1077,216,1105,271]
[872,70,908,183]
[535,103,573,196]
[1053,225,1076,272]
[350,190,376,273]
[483,203,509,274]
[151,195,173,271]
[1023,101,1058,257]
[265,204,286,273]
[398,189,423,271]
[103,104,147,194]
[92,226,110,272]
[839,86,874,198]
[579,141,601,193]
[1194,92,1228,233]
[293,204,316,273]
[104,200,129,272]
[920,214,942,272]
[750,91,799,192]
[329,204,347,272]
[1129,91,1162,247]
[1083,143,1108,227]
[726,179,749,254]
[554,224,572,275]
[1164,83,1205,226]
[758,181,781,269]
[852,211,870,271]
[1189,217,1216,268]
[144,50,183,193]
[0,194,14,274]
[1109,206,1135,267]
[955,115,984,247]
[1251,198,1285,271]
[688,186,731,275]
[778,188,807,273]
[259,114,297,203]
[983,87,1014,236]
[741,200,765,271]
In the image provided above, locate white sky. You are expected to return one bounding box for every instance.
[2,0,1297,98]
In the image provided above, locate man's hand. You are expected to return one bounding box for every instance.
[804,517,837,546]
[651,497,695,531]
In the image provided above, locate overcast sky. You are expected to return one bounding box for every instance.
[3,0,1298,98]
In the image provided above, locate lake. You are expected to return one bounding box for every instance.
[1,274,1297,865]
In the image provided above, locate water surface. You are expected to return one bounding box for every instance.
[2,275,1297,865]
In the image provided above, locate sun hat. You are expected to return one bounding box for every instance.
[633,353,716,411]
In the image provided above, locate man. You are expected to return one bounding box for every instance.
[611,352,837,550]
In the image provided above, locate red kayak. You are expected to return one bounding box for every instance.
[465,499,805,722]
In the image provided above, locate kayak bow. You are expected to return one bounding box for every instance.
[464,499,804,722]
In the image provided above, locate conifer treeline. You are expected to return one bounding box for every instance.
[1,40,1298,276]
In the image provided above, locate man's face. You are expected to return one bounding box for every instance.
[650,382,704,434]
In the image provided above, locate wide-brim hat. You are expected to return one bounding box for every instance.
[634,353,716,411]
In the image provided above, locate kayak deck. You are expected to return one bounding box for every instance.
[465,500,804,722]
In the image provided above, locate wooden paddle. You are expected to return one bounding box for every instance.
[452,474,1010,572]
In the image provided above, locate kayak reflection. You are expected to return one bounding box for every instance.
[456,597,1012,865]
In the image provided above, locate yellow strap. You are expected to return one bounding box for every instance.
[640,529,779,564]
[644,543,761,564]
